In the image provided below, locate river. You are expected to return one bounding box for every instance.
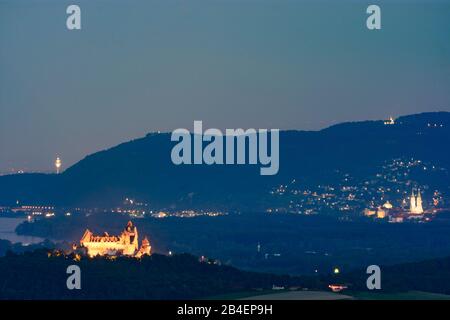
[0,217,47,245]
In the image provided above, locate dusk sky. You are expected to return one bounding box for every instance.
[1,0,449,172]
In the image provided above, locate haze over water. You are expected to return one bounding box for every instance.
[0,218,46,245]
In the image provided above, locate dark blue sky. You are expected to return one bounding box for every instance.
[1,0,449,172]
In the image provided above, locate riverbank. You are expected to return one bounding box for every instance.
[0,217,47,245]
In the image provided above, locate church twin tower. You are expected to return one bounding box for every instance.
[410,189,424,215]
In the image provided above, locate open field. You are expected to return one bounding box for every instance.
[240,290,352,300]
[211,290,450,300]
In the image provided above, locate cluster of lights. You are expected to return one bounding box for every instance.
[268,158,446,217]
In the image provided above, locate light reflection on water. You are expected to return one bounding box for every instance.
[0,217,47,245]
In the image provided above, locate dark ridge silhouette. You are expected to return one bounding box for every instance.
[1,112,449,209]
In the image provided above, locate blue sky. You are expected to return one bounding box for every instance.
[1,0,449,172]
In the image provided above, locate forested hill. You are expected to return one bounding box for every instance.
[1,112,449,209]
[0,250,304,300]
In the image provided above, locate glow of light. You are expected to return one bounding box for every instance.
[55,156,62,174]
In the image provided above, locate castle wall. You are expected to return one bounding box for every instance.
[82,242,136,257]
[79,222,150,257]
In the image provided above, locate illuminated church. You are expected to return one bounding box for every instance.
[410,189,424,215]
[80,221,151,258]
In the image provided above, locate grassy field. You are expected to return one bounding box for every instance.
[207,289,352,300]
[208,289,450,300]
[240,290,352,300]
[207,290,276,300]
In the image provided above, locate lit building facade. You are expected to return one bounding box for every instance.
[410,189,424,215]
[80,221,151,257]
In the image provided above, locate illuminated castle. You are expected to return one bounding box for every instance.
[80,221,151,258]
[410,189,424,215]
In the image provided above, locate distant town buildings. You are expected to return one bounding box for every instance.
[384,116,396,125]
[267,156,448,223]
[376,207,386,219]
[328,284,348,293]
[363,188,432,222]
[383,201,393,209]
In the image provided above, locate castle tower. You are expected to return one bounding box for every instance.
[122,221,139,254]
[135,236,152,258]
[141,236,151,254]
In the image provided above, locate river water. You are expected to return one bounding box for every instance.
[0,217,47,245]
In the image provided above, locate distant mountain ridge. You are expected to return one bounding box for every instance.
[1,112,450,209]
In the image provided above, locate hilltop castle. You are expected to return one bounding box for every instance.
[80,221,151,258]
[410,189,424,215]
